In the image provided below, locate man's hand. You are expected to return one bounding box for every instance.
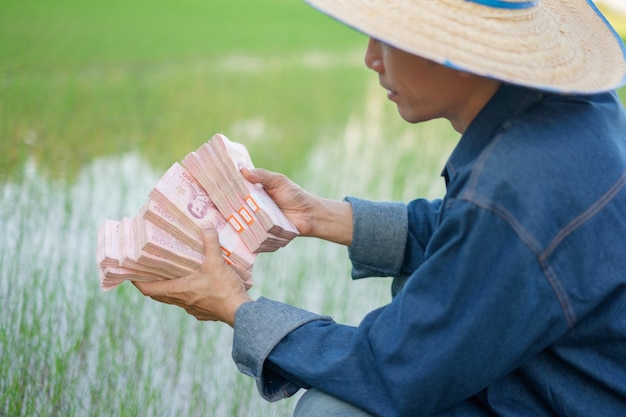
[134,223,252,327]
[242,167,317,236]
[243,168,353,245]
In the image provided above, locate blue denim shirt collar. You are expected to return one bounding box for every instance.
[443,84,544,185]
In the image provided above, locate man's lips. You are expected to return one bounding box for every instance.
[380,79,399,101]
[381,81,398,100]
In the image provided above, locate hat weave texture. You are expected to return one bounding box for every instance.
[306,0,626,93]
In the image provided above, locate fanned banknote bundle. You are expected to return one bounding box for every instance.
[97,133,299,291]
[181,134,298,252]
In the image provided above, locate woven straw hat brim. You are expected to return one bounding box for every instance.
[305,0,626,94]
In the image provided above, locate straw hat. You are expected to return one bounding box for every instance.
[305,0,626,93]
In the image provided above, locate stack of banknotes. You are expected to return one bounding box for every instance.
[97,133,299,291]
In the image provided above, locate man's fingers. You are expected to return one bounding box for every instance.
[242,167,284,189]
[133,278,181,298]
[241,167,274,183]
[241,167,261,183]
[133,280,153,295]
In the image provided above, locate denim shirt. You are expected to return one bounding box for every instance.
[233,84,626,416]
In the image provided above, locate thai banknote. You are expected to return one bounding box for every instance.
[97,133,297,291]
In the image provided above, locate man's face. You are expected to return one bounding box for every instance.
[364,38,466,124]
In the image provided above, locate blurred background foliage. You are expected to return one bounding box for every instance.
[0,0,624,183]
[0,0,369,182]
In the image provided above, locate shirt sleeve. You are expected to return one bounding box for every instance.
[345,196,442,280]
[232,297,333,401]
[231,197,569,416]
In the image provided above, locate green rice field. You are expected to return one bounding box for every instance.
[1,1,625,416]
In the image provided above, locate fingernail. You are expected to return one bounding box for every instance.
[202,221,214,230]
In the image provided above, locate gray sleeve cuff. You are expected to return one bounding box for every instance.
[232,297,332,401]
[344,197,408,279]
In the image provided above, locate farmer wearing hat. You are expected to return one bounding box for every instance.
[135,0,626,415]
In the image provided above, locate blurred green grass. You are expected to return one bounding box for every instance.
[0,0,369,181]
[1,0,625,183]
[0,0,363,70]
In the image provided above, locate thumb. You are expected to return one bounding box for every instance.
[200,222,225,269]
[242,166,278,186]
[241,166,262,183]
[243,167,288,191]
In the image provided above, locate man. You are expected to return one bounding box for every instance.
[135,0,626,415]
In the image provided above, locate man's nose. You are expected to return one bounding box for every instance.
[364,38,384,74]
